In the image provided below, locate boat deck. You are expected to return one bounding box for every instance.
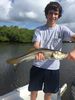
[27,91,60,100]
[0,84,67,100]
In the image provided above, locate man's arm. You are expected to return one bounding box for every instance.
[33,41,40,49]
[67,50,75,60]
[33,41,45,60]
[71,35,75,42]
[67,35,75,60]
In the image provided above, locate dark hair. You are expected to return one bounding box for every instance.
[44,2,62,18]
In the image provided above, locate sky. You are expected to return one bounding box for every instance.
[0,0,75,29]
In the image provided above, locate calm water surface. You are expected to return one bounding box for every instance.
[0,42,75,100]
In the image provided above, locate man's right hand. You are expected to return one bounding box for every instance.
[35,52,45,61]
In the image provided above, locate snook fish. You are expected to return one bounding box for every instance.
[7,48,68,65]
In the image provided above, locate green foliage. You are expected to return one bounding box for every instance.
[0,26,34,43]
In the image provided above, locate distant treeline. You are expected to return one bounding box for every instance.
[0,26,34,43]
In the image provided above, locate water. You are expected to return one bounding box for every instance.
[0,43,33,95]
[0,42,75,100]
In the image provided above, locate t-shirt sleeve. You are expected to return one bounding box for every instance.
[32,29,41,42]
[62,25,75,41]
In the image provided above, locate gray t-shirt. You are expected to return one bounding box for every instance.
[32,24,74,70]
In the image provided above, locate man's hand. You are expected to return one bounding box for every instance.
[35,52,45,60]
[67,50,75,60]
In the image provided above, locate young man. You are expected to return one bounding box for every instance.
[28,2,75,100]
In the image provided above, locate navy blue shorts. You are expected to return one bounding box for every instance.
[28,66,59,93]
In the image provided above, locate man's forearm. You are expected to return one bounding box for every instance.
[33,41,41,49]
[67,49,75,60]
[71,35,75,41]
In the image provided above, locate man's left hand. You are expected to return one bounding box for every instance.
[67,49,75,60]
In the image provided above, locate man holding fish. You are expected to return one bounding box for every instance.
[28,1,75,100]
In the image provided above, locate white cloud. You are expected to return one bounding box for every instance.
[0,0,75,28]
[25,11,37,19]
[59,0,75,24]
[0,0,57,22]
[0,0,11,21]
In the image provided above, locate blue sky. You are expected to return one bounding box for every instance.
[0,0,75,29]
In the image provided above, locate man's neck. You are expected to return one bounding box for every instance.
[47,22,56,28]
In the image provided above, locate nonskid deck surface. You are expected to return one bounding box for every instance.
[0,84,67,100]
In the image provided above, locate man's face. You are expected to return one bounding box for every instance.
[46,10,59,25]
